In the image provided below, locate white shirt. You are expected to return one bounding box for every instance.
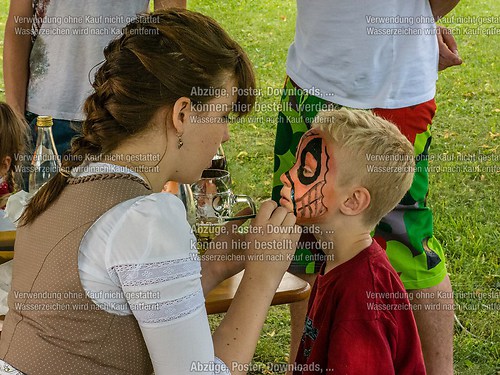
[0,211,16,231]
[26,1,149,120]
[287,0,439,109]
[0,163,231,375]
[77,163,230,374]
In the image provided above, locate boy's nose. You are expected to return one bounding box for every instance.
[280,172,290,186]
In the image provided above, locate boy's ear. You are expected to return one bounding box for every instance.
[339,187,371,217]
[170,97,192,134]
[0,156,12,177]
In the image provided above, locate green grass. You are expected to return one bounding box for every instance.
[195,2,500,373]
[429,3,500,374]
[1,1,499,373]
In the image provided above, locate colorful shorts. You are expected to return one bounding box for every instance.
[272,77,447,290]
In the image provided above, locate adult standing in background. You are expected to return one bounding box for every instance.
[271,1,462,374]
[4,0,186,154]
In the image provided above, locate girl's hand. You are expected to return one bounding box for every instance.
[245,200,301,278]
[200,208,253,294]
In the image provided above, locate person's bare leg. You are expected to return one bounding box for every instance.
[408,274,454,375]
[286,273,317,375]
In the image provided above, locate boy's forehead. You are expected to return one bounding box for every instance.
[295,128,338,180]
[302,128,328,140]
[298,128,333,155]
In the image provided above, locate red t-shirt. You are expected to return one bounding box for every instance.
[293,240,426,374]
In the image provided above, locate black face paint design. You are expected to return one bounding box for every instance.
[298,137,322,185]
[283,130,331,221]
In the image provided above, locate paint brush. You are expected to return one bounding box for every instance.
[223,214,257,222]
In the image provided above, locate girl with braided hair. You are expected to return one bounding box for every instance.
[0,9,300,375]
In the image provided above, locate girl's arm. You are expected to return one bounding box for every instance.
[213,201,300,374]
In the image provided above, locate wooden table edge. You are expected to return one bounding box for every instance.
[0,231,16,250]
[205,273,311,315]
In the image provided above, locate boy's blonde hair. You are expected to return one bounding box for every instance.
[312,108,415,228]
[0,102,30,197]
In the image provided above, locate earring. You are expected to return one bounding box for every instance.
[177,134,184,149]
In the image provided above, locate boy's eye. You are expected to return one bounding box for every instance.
[298,165,314,178]
[302,166,314,176]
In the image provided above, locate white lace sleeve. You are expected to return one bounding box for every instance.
[79,192,230,375]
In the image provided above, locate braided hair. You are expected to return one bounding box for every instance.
[21,9,256,225]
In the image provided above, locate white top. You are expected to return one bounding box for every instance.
[0,162,231,375]
[26,0,149,120]
[77,163,230,374]
[0,211,16,231]
[287,0,439,109]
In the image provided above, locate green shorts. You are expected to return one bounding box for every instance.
[272,77,447,290]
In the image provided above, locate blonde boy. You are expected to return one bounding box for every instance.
[280,109,426,374]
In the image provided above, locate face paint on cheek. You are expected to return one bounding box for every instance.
[289,131,332,221]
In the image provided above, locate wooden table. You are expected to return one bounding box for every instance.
[0,231,311,314]
[0,231,15,250]
[205,271,310,314]
[0,231,15,263]
[0,272,310,337]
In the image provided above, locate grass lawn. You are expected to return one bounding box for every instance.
[1,1,499,374]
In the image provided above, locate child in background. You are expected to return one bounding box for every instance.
[280,109,426,374]
[0,102,29,210]
[0,102,29,312]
